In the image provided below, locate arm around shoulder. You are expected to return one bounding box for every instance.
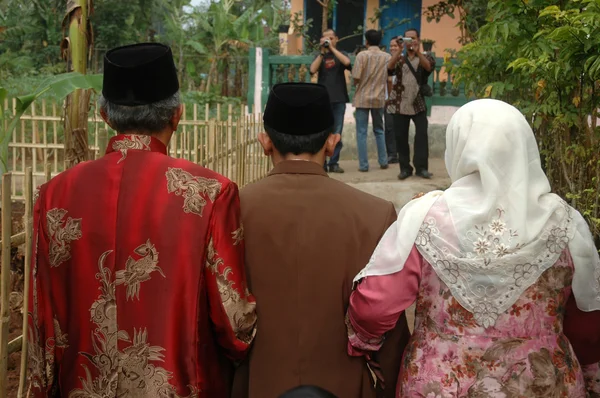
[564,294,600,365]
[204,182,257,362]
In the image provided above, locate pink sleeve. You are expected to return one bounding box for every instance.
[347,245,422,356]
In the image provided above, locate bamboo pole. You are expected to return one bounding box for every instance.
[208,120,216,172]
[7,335,22,355]
[11,99,16,197]
[31,103,44,168]
[172,132,178,159]
[181,104,187,160]
[1,173,12,395]
[17,167,32,397]
[52,103,58,173]
[193,104,199,164]
[97,129,108,158]
[227,104,233,179]
[45,164,52,182]
[0,232,25,248]
[42,100,48,166]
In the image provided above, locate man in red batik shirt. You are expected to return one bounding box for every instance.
[26,43,257,397]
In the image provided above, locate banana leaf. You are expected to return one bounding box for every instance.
[0,72,103,175]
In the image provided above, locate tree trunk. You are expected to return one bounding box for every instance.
[321,0,329,33]
[234,60,242,97]
[206,58,217,93]
[178,45,185,89]
[221,57,229,97]
[63,0,92,169]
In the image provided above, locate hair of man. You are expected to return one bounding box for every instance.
[404,28,420,38]
[264,125,331,156]
[365,29,382,46]
[278,385,338,398]
[98,92,181,134]
[322,28,337,37]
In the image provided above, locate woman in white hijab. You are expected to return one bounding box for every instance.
[346,99,600,397]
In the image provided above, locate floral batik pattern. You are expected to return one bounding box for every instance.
[165,168,222,217]
[206,238,257,344]
[115,239,164,301]
[69,249,198,398]
[583,362,600,397]
[400,250,588,397]
[112,134,151,163]
[46,208,82,267]
[417,204,574,328]
[232,225,244,246]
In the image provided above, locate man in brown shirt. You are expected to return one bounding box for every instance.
[235,82,410,398]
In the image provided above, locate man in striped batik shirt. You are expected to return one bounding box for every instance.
[352,29,391,172]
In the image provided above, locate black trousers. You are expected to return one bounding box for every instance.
[392,111,429,174]
[384,111,397,159]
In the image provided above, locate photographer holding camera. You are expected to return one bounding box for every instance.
[386,28,436,180]
[310,29,352,173]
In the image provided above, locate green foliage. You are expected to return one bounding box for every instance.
[92,0,168,49]
[181,91,242,106]
[0,72,103,174]
[0,0,64,76]
[452,0,600,245]
[1,0,282,100]
[180,91,243,119]
[179,0,281,94]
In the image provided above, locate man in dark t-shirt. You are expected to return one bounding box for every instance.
[310,28,352,173]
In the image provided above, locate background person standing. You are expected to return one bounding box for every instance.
[384,39,400,165]
[352,30,391,172]
[387,28,435,180]
[310,28,352,173]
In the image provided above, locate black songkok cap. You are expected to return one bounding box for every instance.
[102,43,179,106]
[263,83,334,136]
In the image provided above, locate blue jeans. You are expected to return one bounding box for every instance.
[325,102,346,167]
[355,108,388,170]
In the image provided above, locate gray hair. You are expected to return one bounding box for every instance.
[98,91,181,134]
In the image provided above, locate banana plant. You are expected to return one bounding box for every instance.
[0,72,103,176]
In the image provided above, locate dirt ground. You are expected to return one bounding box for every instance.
[1,201,26,397]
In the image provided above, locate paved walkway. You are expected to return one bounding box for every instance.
[330,158,450,210]
[329,157,450,332]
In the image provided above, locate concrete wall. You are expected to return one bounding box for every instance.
[338,106,459,161]
[365,0,379,30]
[420,0,463,56]
[288,0,304,55]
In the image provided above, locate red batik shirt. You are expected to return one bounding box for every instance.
[27,134,257,397]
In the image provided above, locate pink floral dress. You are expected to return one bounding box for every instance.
[348,247,598,397]
[584,362,600,397]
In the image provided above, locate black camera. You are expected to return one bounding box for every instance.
[323,39,331,48]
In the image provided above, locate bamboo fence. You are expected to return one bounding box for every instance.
[0,99,270,396]
[0,168,35,397]
[3,99,271,200]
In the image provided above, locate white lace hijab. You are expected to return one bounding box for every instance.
[354,99,600,327]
